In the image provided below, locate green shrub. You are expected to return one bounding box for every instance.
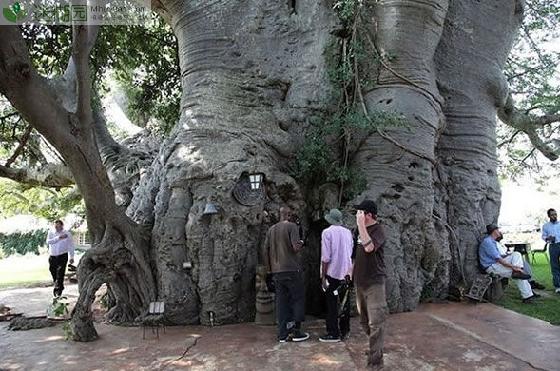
[0,229,47,256]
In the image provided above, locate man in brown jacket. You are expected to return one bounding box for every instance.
[353,200,387,370]
[263,206,309,342]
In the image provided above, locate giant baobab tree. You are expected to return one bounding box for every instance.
[1,0,552,341]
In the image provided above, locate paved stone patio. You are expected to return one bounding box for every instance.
[0,286,559,370]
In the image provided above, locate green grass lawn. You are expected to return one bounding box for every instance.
[496,253,560,325]
[0,254,52,289]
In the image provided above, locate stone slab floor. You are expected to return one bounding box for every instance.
[0,287,558,371]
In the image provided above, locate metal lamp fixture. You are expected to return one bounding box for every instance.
[249,173,263,190]
[203,202,219,215]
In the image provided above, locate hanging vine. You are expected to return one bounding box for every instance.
[290,0,409,205]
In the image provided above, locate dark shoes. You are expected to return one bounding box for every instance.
[511,271,531,280]
[278,330,310,343]
[291,330,310,342]
[522,295,538,304]
[319,334,341,343]
[530,280,546,290]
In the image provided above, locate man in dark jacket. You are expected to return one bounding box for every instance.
[263,206,309,342]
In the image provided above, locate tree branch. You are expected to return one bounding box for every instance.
[498,93,560,161]
[0,26,73,147]
[0,111,19,123]
[72,25,99,122]
[0,163,74,188]
[4,124,32,167]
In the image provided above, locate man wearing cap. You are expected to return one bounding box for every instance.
[262,206,309,343]
[319,208,353,343]
[542,208,560,294]
[479,224,536,303]
[353,199,387,370]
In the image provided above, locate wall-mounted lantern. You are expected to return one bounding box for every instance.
[249,173,263,190]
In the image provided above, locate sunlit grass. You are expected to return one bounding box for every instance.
[0,254,52,289]
[496,253,560,325]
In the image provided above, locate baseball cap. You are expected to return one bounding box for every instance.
[486,224,499,234]
[353,199,377,216]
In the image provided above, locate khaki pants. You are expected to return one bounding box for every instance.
[356,283,387,368]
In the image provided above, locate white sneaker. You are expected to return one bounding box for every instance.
[555,288,560,294]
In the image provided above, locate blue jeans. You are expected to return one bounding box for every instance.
[273,271,305,339]
[550,243,560,288]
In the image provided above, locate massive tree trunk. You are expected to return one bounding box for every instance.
[133,0,524,322]
[129,0,523,322]
[1,0,524,335]
[434,0,523,292]
[128,0,336,324]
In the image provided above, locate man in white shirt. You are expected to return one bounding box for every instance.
[46,220,75,297]
[542,208,560,294]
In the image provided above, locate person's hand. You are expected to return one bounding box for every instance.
[512,266,524,273]
[356,210,365,226]
[69,258,74,265]
[321,277,328,291]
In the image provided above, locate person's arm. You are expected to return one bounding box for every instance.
[67,231,75,263]
[289,224,303,252]
[346,231,353,281]
[321,230,330,288]
[482,240,521,271]
[542,224,556,243]
[47,231,62,245]
[356,211,376,253]
[542,224,549,242]
[497,257,523,272]
[262,230,271,273]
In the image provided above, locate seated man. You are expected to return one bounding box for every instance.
[479,224,537,303]
[496,240,545,290]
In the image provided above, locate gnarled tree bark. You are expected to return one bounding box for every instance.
[0,25,156,341]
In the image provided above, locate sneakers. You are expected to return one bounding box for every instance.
[278,330,310,343]
[530,280,546,290]
[319,334,341,343]
[291,330,310,342]
[555,288,560,294]
[511,271,531,280]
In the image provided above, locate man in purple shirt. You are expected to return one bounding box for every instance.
[320,208,353,343]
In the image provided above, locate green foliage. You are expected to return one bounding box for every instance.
[62,320,73,341]
[291,2,406,203]
[499,0,560,180]
[51,296,70,317]
[0,179,84,220]
[333,0,359,24]
[20,17,181,133]
[0,229,47,256]
[291,109,405,199]
[94,17,181,133]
